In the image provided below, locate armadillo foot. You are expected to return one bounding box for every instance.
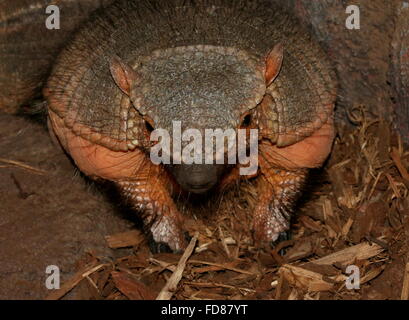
[149,231,191,254]
[253,198,291,245]
[149,213,188,252]
[253,168,306,246]
[117,179,188,252]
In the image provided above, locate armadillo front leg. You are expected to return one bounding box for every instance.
[117,165,187,252]
[253,159,307,244]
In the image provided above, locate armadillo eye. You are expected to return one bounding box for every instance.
[241,113,252,127]
[143,116,155,133]
[145,120,154,133]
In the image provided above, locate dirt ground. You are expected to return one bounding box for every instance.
[0,112,133,299]
[0,106,408,300]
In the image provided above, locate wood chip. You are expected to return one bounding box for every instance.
[386,173,401,198]
[287,288,299,300]
[189,260,255,275]
[284,240,313,262]
[308,240,384,266]
[279,264,334,292]
[184,281,255,294]
[401,263,409,300]
[299,215,322,232]
[111,271,156,300]
[391,147,409,182]
[341,217,354,237]
[148,258,177,272]
[360,266,385,285]
[156,233,198,300]
[105,230,144,249]
[218,227,231,258]
[45,263,107,300]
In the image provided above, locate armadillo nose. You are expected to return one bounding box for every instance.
[185,174,216,194]
[170,164,221,194]
[186,181,214,192]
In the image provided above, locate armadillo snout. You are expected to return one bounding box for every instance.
[170,163,223,194]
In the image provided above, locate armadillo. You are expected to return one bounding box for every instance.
[0,0,337,251]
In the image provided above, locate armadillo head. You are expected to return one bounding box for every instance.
[110,44,283,193]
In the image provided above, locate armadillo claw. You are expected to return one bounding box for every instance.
[148,230,191,254]
[150,214,188,252]
[253,200,290,245]
[148,235,173,254]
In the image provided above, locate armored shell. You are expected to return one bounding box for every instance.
[44,0,337,153]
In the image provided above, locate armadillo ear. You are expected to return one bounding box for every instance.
[265,43,284,86]
[109,56,138,96]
